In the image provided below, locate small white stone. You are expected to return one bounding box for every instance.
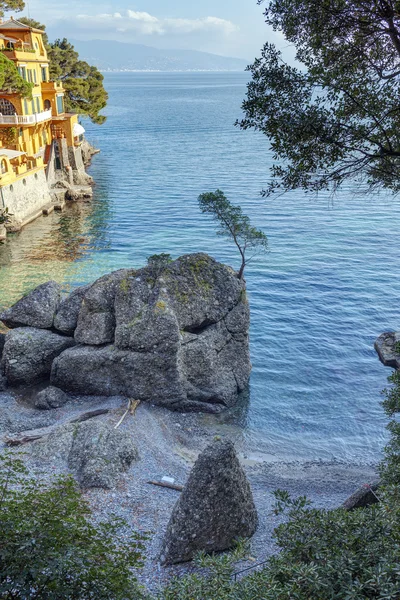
[161,476,175,484]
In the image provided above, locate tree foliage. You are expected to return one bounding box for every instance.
[0,453,147,599]
[0,53,32,97]
[19,18,108,124]
[380,369,400,485]
[0,0,24,17]
[198,190,268,278]
[239,0,400,196]
[48,39,108,124]
[158,488,400,600]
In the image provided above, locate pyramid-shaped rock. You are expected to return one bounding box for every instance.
[160,439,258,564]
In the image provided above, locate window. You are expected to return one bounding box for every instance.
[0,98,17,116]
[1,159,8,174]
[33,70,37,84]
[44,99,51,111]
[41,67,47,82]
[27,70,33,83]
[18,66,26,80]
[31,100,35,114]
[24,99,29,115]
[56,95,64,114]
[35,97,40,113]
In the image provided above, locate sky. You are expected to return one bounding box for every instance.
[20,0,289,60]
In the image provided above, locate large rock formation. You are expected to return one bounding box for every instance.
[0,253,251,412]
[160,439,258,564]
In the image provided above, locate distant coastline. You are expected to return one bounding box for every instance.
[71,39,249,73]
[100,69,247,73]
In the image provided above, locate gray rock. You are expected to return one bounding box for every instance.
[375,331,400,369]
[0,333,5,359]
[81,140,100,166]
[74,270,131,345]
[2,328,75,385]
[0,373,7,391]
[5,254,251,412]
[72,171,93,186]
[31,423,76,460]
[0,281,61,329]
[54,285,90,335]
[68,420,138,488]
[35,386,69,410]
[31,420,138,488]
[342,481,380,511]
[52,180,72,190]
[52,254,251,411]
[51,344,186,406]
[159,253,243,332]
[160,439,258,564]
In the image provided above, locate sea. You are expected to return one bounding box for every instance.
[1,71,399,464]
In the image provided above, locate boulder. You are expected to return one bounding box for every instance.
[160,439,258,565]
[0,281,61,329]
[1,328,75,385]
[81,140,100,166]
[68,420,138,488]
[53,285,90,335]
[375,332,400,369]
[52,254,251,411]
[32,420,138,488]
[342,482,380,511]
[51,344,185,407]
[35,386,69,410]
[74,270,131,345]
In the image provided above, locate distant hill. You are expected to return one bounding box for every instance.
[71,39,249,72]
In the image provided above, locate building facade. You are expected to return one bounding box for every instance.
[0,18,90,231]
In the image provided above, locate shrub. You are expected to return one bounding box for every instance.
[157,370,400,600]
[146,253,173,279]
[0,453,148,599]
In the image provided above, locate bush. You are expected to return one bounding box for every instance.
[0,453,148,599]
[157,486,400,600]
[157,371,400,600]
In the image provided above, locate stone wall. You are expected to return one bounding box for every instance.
[2,168,52,229]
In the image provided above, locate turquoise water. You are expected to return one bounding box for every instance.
[1,71,399,462]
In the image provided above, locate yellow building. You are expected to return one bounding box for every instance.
[0,18,89,230]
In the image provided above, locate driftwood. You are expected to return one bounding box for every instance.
[114,399,140,429]
[147,480,184,492]
[69,408,111,423]
[5,434,43,447]
[4,408,113,446]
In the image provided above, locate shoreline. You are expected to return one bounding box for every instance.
[0,389,378,591]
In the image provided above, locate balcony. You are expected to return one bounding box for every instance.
[0,109,52,125]
[41,81,64,92]
[1,47,36,60]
